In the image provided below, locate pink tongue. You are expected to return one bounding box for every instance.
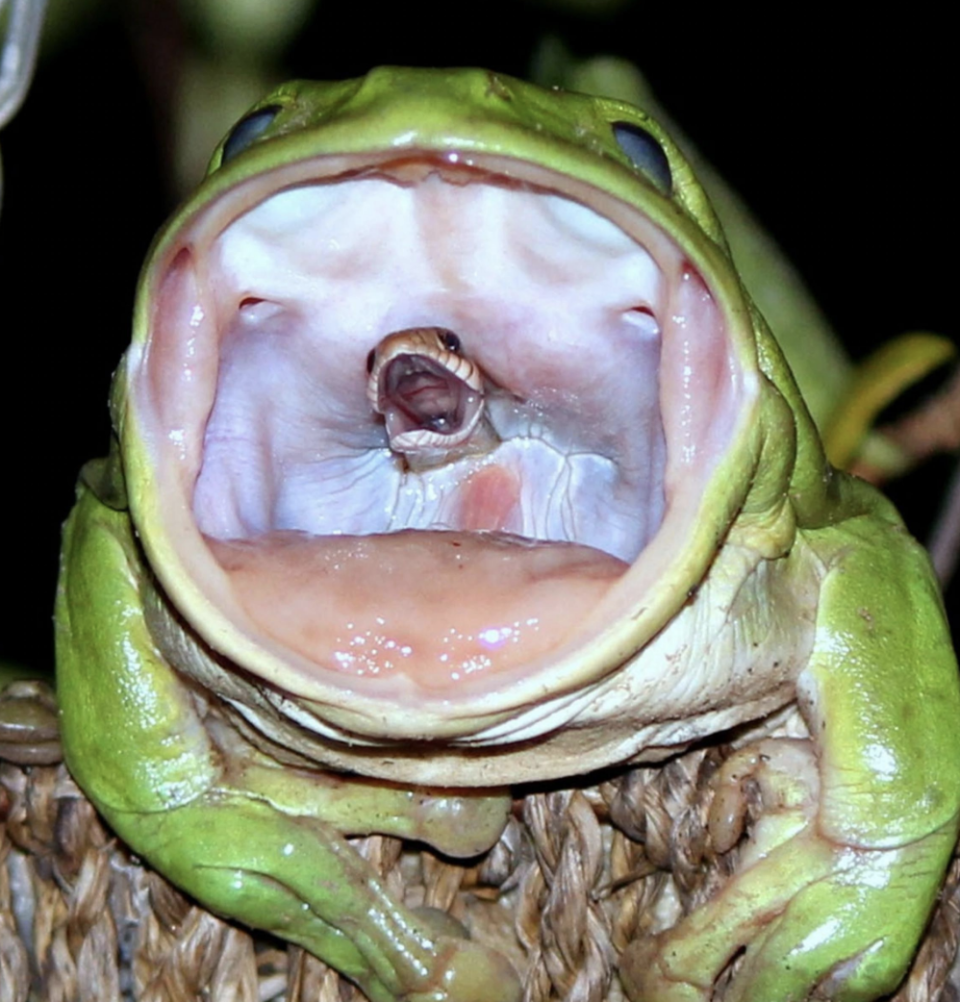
[207,529,627,691]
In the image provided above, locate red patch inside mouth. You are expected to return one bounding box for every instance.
[456,465,522,533]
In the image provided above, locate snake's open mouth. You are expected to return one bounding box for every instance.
[379,347,473,439]
[134,155,744,706]
[366,326,495,463]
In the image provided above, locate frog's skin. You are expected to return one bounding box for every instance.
[55,67,960,1002]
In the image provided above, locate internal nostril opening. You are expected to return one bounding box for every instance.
[623,306,661,338]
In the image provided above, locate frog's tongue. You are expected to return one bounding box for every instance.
[208,527,627,691]
[207,464,628,689]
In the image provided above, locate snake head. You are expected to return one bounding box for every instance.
[366,327,496,466]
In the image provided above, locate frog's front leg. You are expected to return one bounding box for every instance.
[621,516,960,1002]
[56,483,521,1002]
[116,791,518,1002]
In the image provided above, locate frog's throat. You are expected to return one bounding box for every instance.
[127,153,758,743]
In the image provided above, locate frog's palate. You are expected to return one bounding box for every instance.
[133,161,743,711]
[194,176,666,558]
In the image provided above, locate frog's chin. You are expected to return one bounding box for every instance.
[127,152,754,748]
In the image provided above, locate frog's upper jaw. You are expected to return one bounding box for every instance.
[123,146,772,756]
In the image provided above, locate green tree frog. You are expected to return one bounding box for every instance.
[55,67,960,1002]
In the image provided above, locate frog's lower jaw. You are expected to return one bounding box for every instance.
[125,150,767,764]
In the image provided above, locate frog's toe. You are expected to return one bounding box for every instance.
[619,932,709,1002]
[410,905,470,940]
[409,934,522,1002]
[0,680,61,765]
[394,904,520,1002]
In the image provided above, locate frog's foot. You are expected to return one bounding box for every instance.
[119,793,520,1002]
[620,739,957,1002]
[0,680,61,765]
[402,916,523,1002]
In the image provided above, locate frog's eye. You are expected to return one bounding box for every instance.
[612,122,672,193]
[440,330,461,353]
[222,105,283,164]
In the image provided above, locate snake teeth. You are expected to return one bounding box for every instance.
[368,326,499,468]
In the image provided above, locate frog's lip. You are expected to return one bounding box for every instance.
[125,150,758,746]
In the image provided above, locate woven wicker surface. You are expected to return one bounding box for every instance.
[2,681,958,1002]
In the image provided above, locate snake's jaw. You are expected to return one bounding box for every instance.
[372,344,497,466]
[386,397,498,471]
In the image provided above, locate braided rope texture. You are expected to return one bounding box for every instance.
[1,682,957,1002]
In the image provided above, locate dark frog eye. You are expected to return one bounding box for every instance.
[221,105,283,164]
[612,122,672,194]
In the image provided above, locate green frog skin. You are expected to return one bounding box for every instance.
[55,67,960,1002]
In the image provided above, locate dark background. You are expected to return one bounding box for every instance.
[0,2,953,672]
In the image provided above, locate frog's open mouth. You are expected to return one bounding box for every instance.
[133,154,746,711]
